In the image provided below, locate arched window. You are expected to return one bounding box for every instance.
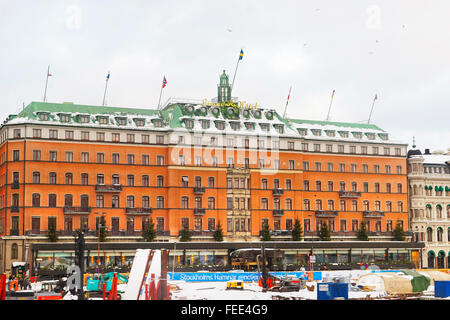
[65,172,73,184]
[181,196,189,209]
[126,195,135,208]
[32,193,40,207]
[437,251,446,269]
[437,227,443,242]
[426,204,432,218]
[11,243,18,260]
[428,251,435,269]
[303,199,310,211]
[285,198,293,210]
[363,200,370,211]
[386,201,392,212]
[386,183,391,193]
[426,227,433,242]
[261,179,268,189]
[315,199,322,211]
[436,205,443,219]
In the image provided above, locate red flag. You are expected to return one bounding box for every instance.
[162,76,167,88]
[374,94,378,100]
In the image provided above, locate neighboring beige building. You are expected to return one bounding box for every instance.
[408,147,450,268]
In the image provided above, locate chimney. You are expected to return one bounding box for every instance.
[424,149,431,155]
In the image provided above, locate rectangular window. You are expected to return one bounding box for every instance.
[127,134,135,143]
[49,130,58,139]
[48,194,57,208]
[140,134,149,144]
[97,153,105,163]
[33,150,41,161]
[81,152,89,163]
[112,133,120,142]
[157,155,164,166]
[49,151,57,162]
[96,132,105,141]
[127,154,135,165]
[65,152,73,162]
[112,153,120,164]
[142,154,149,165]
[81,131,89,141]
[289,160,295,170]
[32,129,41,138]
[301,143,308,151]
[65,130,74,140]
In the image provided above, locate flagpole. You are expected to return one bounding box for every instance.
[102,72,110,106]
[326,90,335,121]
[231,49,243,91]
[157,85,164,110]
[231,59,240,91]
[43,65,50,102]
[368,94,377,124]
[283,86,292,118]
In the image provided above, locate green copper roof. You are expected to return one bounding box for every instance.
[17,101,160,120]
[7,101,393,141]
[288,118,385,132]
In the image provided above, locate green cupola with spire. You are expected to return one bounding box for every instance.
[217,70,232,103]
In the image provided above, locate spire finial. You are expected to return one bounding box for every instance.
[412,136,416,149]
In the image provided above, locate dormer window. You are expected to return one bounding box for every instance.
[200,120,210,129]
[365,133,375,140]
[59,114,71,123]
[298,128,307,136]
[325,130,335,137]
[230,121,240,131]
[215,121,225,130]
[97,116,108,124]
[260,123,270,132]
[152,119,163,128]
[338,131,349,138]
[378,133,388,141]
[352,132,362,139]
[79,115,90,123]
[134,119,145,127]
[245,122,255,131]
[116,117,127,126]
[311,129,321,136]
[184,119,194,129]
[274,125,284,134]
[38,112,49,121]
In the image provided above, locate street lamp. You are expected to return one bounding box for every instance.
[95,212,107,272]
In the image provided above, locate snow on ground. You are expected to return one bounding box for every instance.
[169,280,388,300]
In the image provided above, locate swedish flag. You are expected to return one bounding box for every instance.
[239,49,244,60]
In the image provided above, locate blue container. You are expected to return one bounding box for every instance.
[435,281,450,298]
[317,282,348,300]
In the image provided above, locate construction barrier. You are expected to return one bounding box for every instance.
[0,275,6,300]
[168,271,309,282]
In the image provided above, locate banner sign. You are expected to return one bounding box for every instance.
[167,271,309,282]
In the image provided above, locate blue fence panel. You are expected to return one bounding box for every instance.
[167,271,308,282]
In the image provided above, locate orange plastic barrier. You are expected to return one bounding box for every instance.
[37,295,62,300]
[8,280,18,291]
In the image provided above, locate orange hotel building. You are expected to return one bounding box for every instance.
[0,72,410,269]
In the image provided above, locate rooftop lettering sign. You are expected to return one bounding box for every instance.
[201,99,259,110]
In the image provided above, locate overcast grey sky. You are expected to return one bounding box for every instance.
[0,0,449,152]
